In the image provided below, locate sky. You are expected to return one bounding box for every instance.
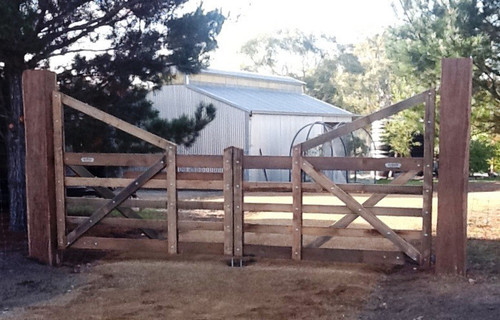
[191,0,400,70]
[49,0,400,72]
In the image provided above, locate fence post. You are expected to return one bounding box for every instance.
[23,70,59,266]
[291,145,303,260]
[233,148,244,258]
[421,89,436,268]
[166,145,178,254]
[436,58,472,276]
[223,147,234,256]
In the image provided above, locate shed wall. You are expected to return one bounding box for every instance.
[248,114,351,182]
[149,85,248,156]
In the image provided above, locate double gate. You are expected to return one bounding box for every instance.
[51,88,435,267]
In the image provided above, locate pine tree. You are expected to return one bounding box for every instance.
[0,1,225,230]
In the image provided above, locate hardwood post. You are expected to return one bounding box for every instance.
[223,147,234,256]
[436,58,472,276]
[233,147,244,257]
[291,145,303,260]
[22,70,59,265]
[52,91,67,250]
[421,89,436,268]
[166,145,178,254]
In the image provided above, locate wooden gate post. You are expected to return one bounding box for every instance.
[23,70,59,266]
[223,147,234,256]
[436,58,472,276]
[233,147,244,258]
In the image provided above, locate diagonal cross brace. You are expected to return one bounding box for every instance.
[300,90,429,151]
[306,170,418,248]
[68,165,162,240]
[301,159,421,263]
[65,156,167,246]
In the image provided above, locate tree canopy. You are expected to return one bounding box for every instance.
[0,0,225,230]
[240,0,499,170]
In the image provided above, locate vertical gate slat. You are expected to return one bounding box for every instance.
[52,91,67,249]
[167,146,178,254]
[292,145,303,260]
[223,147,234,256]
[233,148,244,257]
[422,89,436,267]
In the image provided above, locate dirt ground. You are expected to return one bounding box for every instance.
[1,184,499,320]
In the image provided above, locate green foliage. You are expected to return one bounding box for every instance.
[381,0,498,164]
[469,139,496,173]
[240,29,364,105]
[331,34,392,114]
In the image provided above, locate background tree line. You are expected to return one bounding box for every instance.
[240,0,499,173]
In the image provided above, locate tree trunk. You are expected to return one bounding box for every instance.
[6,70,26,231]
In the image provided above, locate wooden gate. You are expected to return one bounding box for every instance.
[52,92,180,254]
[49,89,435,267]
[291,89,436,266]
[20,67,436,267]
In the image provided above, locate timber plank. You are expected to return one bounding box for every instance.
[67,197,167,209]
[244,224,292,234]
[243,156,292,169]
[67,216,166,230]
[241,156,423,171]
[177,155,223,168]
[302,248,405,265]
[61,93,174,149]
[178,221,224,232]
[300,90,429,151]
[177,180,224,190]
[65,177,165,189]
[65,177,224,190]
[302,205,422,217]
[304,157,423,171]
[65,152,161,167]
[71,236,168,252]
[243,182,421,194]
[302,227,421,240]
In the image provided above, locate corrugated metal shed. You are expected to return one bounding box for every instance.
[187,84,352,117]
[150,69,354,182]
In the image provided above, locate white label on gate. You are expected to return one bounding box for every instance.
[81,157,95,163]
[385,162,402,169]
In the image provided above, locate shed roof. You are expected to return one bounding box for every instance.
[187,84,353,117]
[199,69,305,86]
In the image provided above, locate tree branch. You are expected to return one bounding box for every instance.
[32,0,143,64]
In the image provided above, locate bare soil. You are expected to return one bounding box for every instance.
[1,184,499,320]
